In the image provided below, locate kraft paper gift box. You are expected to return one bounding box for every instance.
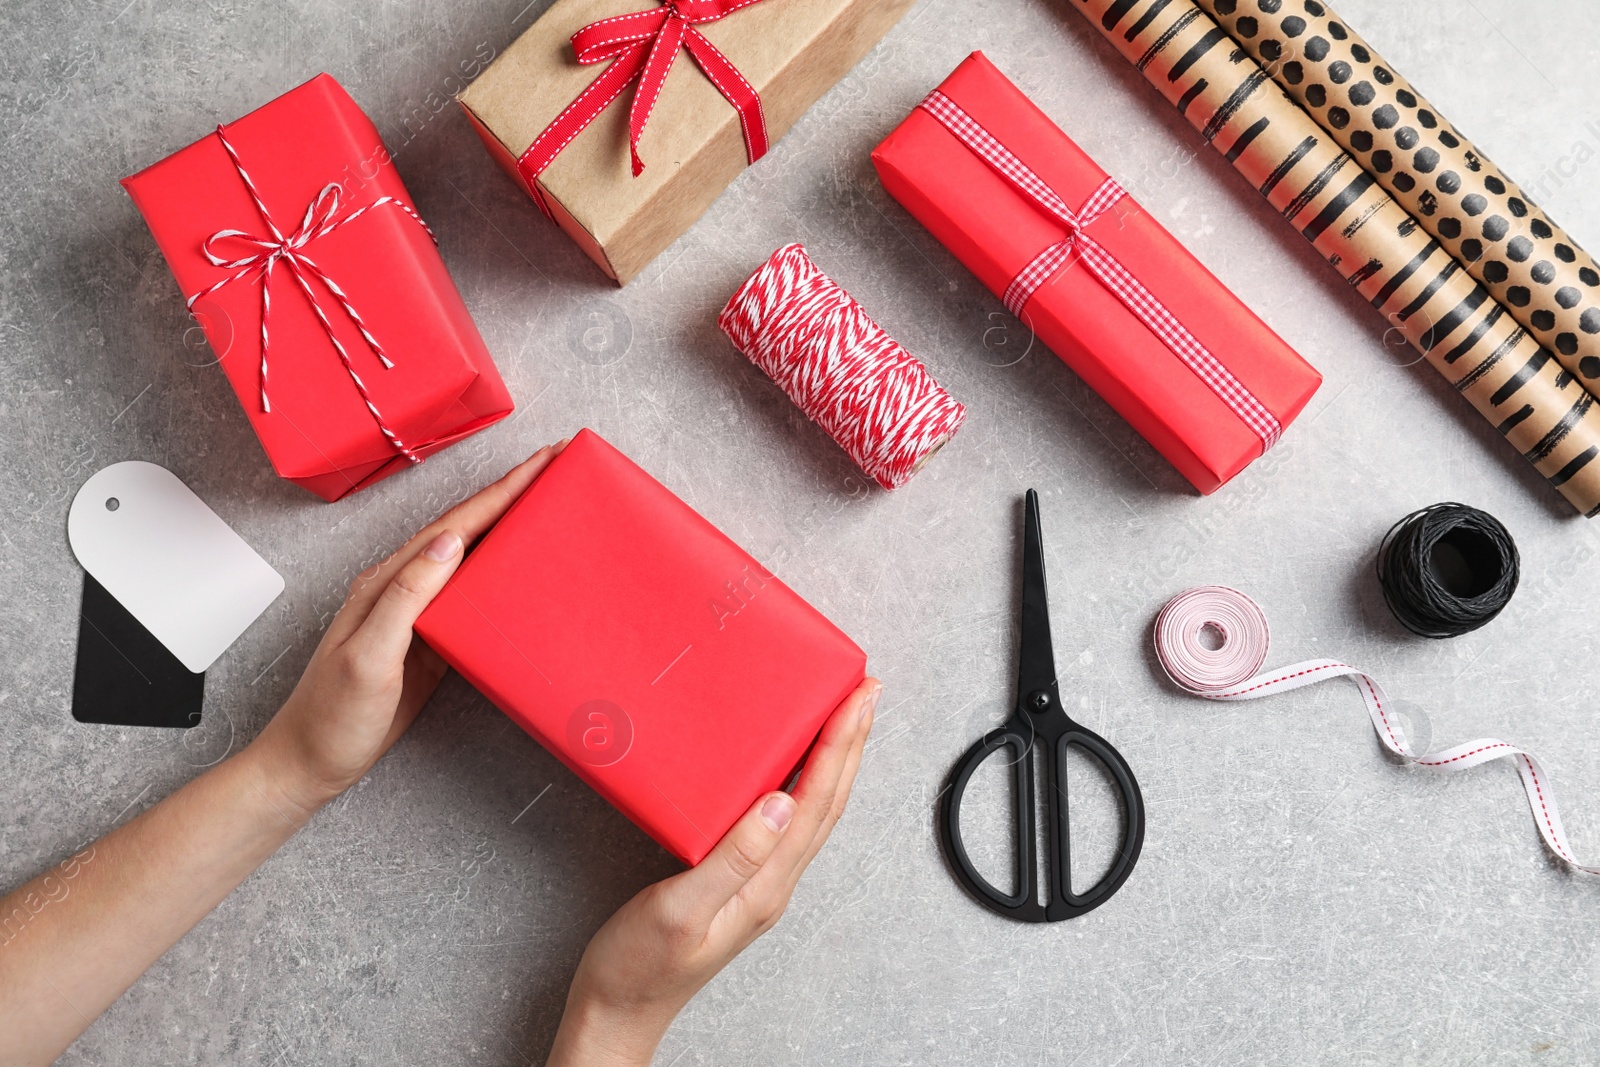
[123,74,514,502]
[872,52,1323,494]
[414,429,866,865]
[459,0,918,285]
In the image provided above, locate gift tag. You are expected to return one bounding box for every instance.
[73,572,205,729]
[68,462,283,673]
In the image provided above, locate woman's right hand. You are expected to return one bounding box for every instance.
[544,678,881,1067]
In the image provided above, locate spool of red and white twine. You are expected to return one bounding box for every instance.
[718,244,966,490]
[1154,585,1596,876]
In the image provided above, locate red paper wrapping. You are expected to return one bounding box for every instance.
[871,53,1321,494]
[123,75,513,501]
[414,429,866,865]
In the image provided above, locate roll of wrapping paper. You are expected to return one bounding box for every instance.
[1195,0,1600,396]
[1067,0,1600,516]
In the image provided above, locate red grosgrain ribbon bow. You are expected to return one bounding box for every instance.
[187,125,433,464]
[918,90,1283,451]
[517,0,771,216]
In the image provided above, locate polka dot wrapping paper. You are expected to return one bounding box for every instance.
[1196,0,1600,399]
[1069,0,1600,515]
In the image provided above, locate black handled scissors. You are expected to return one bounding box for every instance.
[941,490,1145,922]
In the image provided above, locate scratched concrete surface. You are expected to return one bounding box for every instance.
[3,0,1598,1063]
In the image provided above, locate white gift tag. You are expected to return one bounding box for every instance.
[68,462,284,673]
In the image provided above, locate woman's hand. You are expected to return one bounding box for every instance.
[0,445,570,1066]
[545,677,881,1067]
[249,441,567,817]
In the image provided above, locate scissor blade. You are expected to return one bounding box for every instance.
[1016,489,1057,704]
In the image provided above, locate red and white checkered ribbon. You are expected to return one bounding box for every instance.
[1156,586,1598,877]
[918,90,1283,451]
[186,125,434,464]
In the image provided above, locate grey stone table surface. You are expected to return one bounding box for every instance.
[3,0,1598,1063]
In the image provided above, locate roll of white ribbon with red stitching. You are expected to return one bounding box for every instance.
[1154,585,1597,876]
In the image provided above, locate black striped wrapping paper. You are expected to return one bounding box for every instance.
[1068,0,1600,516]
[1196,0,1600,403]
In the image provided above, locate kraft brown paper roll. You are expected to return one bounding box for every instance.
[1195,0,1600,396]
[1066,0,1600,516]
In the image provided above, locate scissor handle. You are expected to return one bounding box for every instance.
[1050,722,1145,920]
[942,716,1145,923]
[942,727,1040,920]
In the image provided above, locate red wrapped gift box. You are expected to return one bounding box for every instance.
[123,75,513,501]
[872,53,1321,494]
[414,429,866,865]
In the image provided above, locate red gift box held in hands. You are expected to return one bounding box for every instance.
[123,74,513,501]
[872,52,1321,494]
[414,429,867,865]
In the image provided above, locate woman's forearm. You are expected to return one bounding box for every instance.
[0,450,561,1067]
[0,449,559,1067]
[0,742,318,1067]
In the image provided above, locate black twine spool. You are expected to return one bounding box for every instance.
[1376,503,1520,639]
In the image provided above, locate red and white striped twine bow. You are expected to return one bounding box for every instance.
[1156,585,1597,876]
[186,125,435,464]
[917,90,1283,451]
[718,243,967,490]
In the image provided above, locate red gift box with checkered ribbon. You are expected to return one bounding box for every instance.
[872,52,1321,494]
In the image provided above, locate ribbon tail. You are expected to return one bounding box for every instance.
[279,256,420,464]
[259,256,275,413]
[1509,751,1600,875]
[629,16,688,176]
[683,27,769,164]
[1205,660,1600,875]
[518,44,651,214]
[294,253,397,370]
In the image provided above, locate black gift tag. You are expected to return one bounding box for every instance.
[73,572,204,729]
